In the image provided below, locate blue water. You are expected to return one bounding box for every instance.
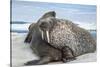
[90,31,96,39]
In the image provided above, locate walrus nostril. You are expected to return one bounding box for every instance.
[40,22,47,26]
[40,22,46,27]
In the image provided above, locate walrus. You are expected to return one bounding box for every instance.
[38,11,96,57]
[24,11,75,65]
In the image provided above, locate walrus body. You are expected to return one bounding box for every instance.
[24,11,96,65]
[49,19,96,56]
[38,11,96,57]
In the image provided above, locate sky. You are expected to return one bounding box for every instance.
[11,0,96,30]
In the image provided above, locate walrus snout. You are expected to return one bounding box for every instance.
[39,21,50,31]
[38,20,51,43]
[36,11,56,43]
[38,18,56,43]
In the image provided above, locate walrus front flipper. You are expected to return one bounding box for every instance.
[24,60,39,65]
[24,31,32,43]
[24,56,52,65]
[62,46,76,63]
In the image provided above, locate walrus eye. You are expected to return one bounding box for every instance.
[39,22,50,32]
[40,22,47,28]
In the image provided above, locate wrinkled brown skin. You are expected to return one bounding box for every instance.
[24,11,75,65]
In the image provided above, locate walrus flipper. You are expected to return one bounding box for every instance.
[24,60,39,65]
[61,46,76,63]
[24,56,52,65]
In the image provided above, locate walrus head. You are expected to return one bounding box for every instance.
[38,11,57,43]
[24,11,56,43]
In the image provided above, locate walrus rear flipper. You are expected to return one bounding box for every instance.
[24,56,52,65]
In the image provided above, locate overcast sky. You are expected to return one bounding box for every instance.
[12,0,96,30]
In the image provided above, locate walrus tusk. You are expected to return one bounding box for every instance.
[41,30,44,40]
[46,31,50,43]
[40,29,50,43]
